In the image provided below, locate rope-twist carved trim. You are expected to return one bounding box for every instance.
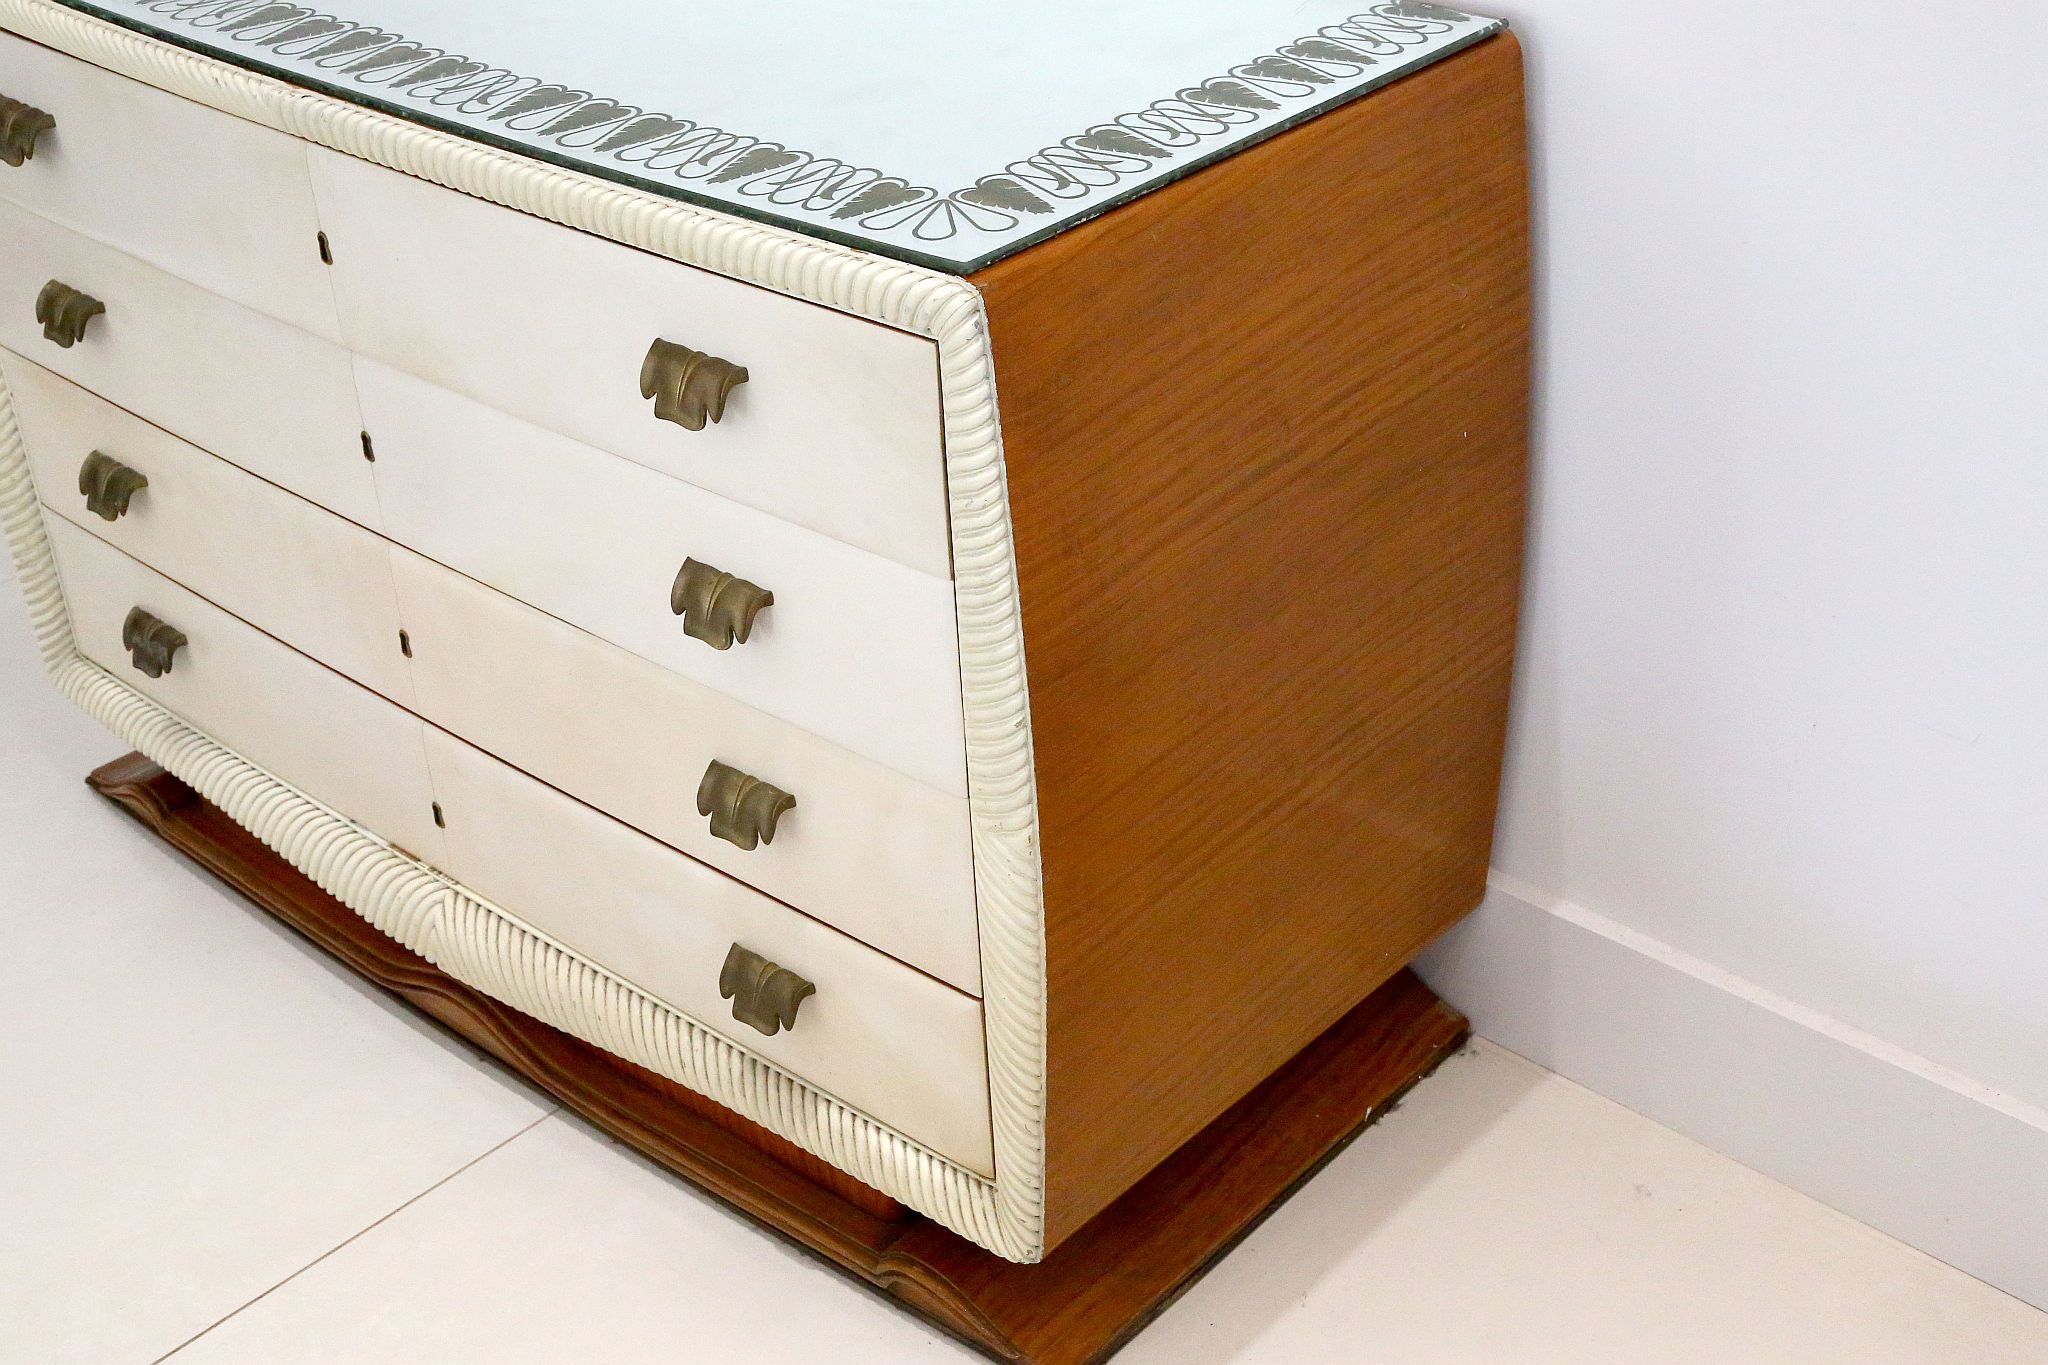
[0,0,1048,1261]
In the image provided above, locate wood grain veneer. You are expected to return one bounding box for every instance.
[971,33,1529,1246]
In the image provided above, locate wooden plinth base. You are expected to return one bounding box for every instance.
[91,752,1469,1365]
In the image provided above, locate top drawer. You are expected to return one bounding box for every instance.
[0,33,339,339]
[306,147,952,580]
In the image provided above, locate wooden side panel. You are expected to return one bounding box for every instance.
[973,35,1530,1246]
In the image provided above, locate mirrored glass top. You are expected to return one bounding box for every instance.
[62,1,1505,272]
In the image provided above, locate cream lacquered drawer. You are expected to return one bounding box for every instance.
[44,505,990,1170]
[0,199,375,526]
[357,360,967,797]
[424,728,994,1175]
[386,545,982,995]
[8,352,414,703]
[307,147,952,580]
[45,516,445,865]
[0,32,339,339]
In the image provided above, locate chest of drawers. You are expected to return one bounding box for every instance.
[1,1,1526,1352]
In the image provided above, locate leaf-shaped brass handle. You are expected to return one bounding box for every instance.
[36,280,103,348]
[670,557,772,650]
[79,451,148,522]
[719,944,814,1037]
[0,95,55,167]
[121,607,187,679]
[640,337,748,431]
[696,759,794,851]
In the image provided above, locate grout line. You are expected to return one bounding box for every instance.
[149,1109,560,1363]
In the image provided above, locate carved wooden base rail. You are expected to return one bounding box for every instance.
[91,751,1469,1365]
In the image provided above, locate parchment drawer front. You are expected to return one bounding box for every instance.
[387,547,981,995]
[9,353,413,704]
[358,360,967,797]
[45,516,444,864]
[0,32,339,339]
[0,201,374,526]
[309,147,951,579]
[423,729,994,1175]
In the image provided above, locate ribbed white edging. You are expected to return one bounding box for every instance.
[0,0,1047,1262]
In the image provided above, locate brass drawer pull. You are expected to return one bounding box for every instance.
[121,607,187,679]
[670,557,772,650]
[719,944,814,1037]
[36,279,104,348]
[697,759,794,851]
[0,95,56,166]
[78,451,148,522]
[640,337,748,431]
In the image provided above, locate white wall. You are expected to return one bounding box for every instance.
[1420,1,2048,1305]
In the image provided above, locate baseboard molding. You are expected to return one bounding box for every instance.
[1417,874,2048,1310]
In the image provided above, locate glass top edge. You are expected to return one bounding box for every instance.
[39,1,1506,275]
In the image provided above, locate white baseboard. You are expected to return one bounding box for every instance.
[1416,874,2048,1310]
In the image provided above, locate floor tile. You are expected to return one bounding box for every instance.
[1123,1042,2048,1365]
[162,1115,969,1365]
[149,1040,2048,1365]
[0,608,554,1365]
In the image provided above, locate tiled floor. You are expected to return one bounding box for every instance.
[6,596,2047,1365]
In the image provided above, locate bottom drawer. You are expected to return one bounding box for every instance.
[46,515,444,864]
[423,729,996,1176]
[45,513,995,1175]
